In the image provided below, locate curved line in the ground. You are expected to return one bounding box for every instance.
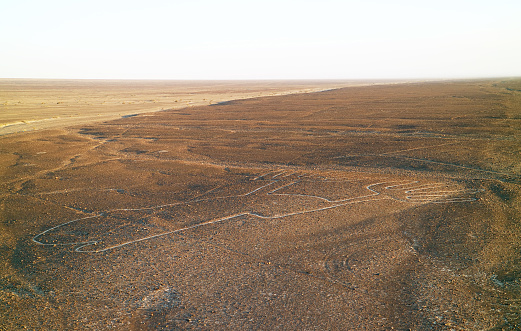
[31,178,478,253]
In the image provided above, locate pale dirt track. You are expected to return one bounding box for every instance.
[0,79,401,135]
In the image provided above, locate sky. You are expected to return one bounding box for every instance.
[1,0,520,80]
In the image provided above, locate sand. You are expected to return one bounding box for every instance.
[0,79,394,136]
[1,79,521,330]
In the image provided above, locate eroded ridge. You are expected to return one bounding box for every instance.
[32,170,480,253]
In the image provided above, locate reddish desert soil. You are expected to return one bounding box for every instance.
[1,79,521,330]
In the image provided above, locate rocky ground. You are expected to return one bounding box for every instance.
[1,79,521,330]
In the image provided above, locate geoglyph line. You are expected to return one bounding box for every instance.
[32,171,480,253]
[379,142,458,156]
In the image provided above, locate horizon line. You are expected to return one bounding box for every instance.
[1,76,520,81]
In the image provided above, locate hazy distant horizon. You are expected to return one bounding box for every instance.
[2,0,520,80]
[1,77,518,83]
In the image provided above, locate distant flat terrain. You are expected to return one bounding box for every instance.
[0,79,385,135]
[1,79,521,330]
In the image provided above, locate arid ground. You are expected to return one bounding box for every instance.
[1,79,521,330]
[0,79,378,136]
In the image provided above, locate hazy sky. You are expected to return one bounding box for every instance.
[1,0,520,79]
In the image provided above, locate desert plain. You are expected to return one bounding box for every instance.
[1,79,521,330]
